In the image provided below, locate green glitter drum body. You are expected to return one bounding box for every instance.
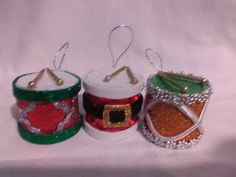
[18,117,82,144]
[13,71,81,102]
[13,70,82,144]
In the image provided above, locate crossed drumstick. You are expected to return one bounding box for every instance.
[28,68,64,89]
[103,66,138,85]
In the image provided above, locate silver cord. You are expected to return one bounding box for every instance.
[53,42,70,70]
[108,24,134,68]
[145,48,163,72]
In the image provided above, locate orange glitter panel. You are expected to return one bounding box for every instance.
[148,101,206,143]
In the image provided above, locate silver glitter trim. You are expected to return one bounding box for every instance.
[55,96,78,132]
[147,73,213,106]
[17,96,78,135]
[142,120,202,149]
[17,103,41,134]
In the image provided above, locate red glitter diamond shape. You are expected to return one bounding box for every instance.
[27,103,65,134]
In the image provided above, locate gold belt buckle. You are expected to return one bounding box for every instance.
[103,104,131,128]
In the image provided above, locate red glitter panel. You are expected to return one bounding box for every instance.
[84,93,141,131]
[63,117,77,130]
[84,92,140,105]
[18,100,30,108]
[62,97,74,107]
[27,103,65,134]
[17,96,79,134]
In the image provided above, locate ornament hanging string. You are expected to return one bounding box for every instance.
[53,42,70,71]
[145,48,189,93]
[145,48,163,72]
[27,42,69,89]
[108,25,134,68]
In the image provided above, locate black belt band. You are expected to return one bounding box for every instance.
[83,94,143,123]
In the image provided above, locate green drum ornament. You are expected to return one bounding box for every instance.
[12,69,82,144]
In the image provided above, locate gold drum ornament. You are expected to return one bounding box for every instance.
[143,72,213,149]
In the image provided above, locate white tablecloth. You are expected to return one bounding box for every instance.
[0,0,236,176]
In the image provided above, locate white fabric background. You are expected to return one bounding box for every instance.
[0,0,236,177]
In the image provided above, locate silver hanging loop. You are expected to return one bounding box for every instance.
[108,24,134,68]
[53,42,70,70]
[145,48,189,93]
[145,48,163,72]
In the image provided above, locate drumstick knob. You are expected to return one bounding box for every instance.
[57,78,64,85]
[46,68,64,86]
[28,81,36,89]
[27,68,45,89]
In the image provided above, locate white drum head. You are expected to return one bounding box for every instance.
[83,67,144,99]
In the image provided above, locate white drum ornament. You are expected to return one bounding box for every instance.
[83,67,144,141]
